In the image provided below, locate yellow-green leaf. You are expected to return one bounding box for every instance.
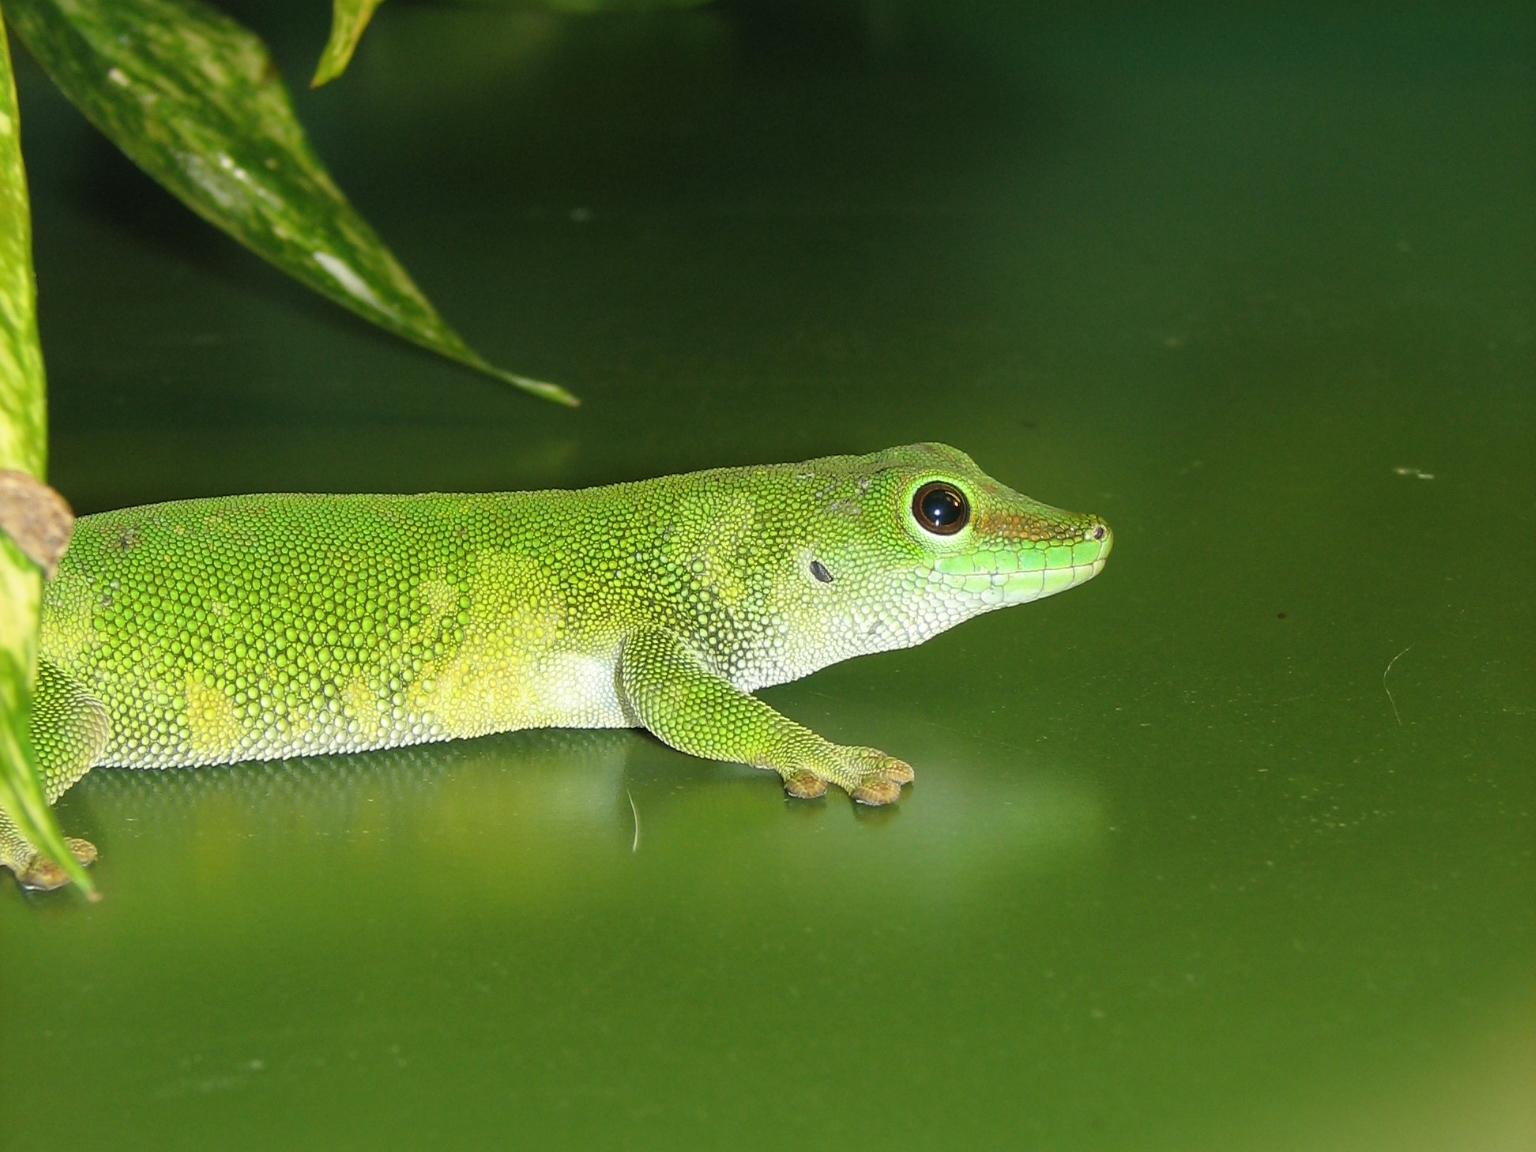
[312,0,385,89]
[9,0,577,405]
[0,10,95,897]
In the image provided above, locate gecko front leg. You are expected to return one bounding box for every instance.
[618,628,914,805]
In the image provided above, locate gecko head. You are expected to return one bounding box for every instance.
[792,443,1112,653]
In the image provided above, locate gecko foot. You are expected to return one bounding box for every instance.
[776,746,914,806]
[847,752,903,804]
[846,748,914,805]
[17,837,98,891]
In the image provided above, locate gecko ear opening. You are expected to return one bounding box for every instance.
[911,482,969,536]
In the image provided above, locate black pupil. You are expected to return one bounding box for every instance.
[916,484,967,533]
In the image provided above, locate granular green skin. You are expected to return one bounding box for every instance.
[4,444,1112,889]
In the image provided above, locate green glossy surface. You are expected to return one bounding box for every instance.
[3,3,1532,1148]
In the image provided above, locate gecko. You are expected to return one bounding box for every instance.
[2,443,1112,889]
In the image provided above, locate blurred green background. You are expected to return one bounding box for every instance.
[2,2,1532,1148]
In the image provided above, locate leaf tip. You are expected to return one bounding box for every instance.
[499,371,582,408]
[52,852,97,899]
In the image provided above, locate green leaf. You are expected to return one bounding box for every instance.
[8,0,577,406]
[0,10,96,897]
[312,0,384,89]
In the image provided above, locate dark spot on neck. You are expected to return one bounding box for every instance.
[809,559,834,584]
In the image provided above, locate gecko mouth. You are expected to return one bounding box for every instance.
[999,553,1108,604]
[925,521,1112,606]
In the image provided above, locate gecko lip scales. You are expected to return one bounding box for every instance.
[947,521,1111,606]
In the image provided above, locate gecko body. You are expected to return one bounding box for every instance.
[3,443,1112,888]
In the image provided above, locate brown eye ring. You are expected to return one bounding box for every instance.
[912,481,969,536]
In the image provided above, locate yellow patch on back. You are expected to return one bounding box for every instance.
[414,551,566,736]
[662,492,755,605]
[701,496,755,604]
[184,673,242,758]
[344,677,383,743]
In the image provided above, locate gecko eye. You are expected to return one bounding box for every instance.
[912,482,969,536]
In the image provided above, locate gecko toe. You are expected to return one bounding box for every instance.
[851,779,903,806]
[17,838,97,891]
[784,770,829,799]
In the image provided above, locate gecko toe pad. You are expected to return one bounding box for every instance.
[852,779,903,805]
[17,837,98,891]
[784,771,829,799]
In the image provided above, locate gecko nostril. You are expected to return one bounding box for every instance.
[1092,525,1105,541]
